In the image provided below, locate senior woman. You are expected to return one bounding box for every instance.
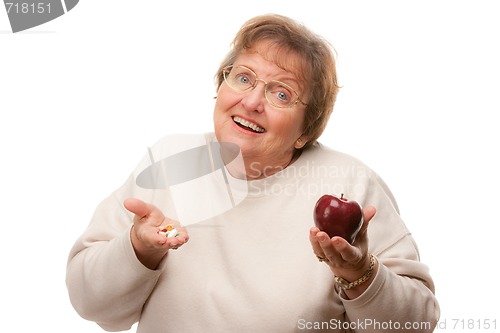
[67,14,439,332]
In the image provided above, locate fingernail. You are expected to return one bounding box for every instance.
[319,234,328,242]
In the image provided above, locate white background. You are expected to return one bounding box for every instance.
[1,1,499,332]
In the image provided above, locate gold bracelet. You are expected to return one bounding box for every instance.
[334,254,375,290]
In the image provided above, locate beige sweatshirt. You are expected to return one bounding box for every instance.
[66,133,439,332]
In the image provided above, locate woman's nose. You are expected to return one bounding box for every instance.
[240,81,266,113]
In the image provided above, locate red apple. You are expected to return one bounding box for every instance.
[313,193,363,244]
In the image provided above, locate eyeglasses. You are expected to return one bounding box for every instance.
[222,65,306,109]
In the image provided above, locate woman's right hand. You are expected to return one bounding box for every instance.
[124,198,189,270]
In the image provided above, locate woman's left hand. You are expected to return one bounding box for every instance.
[309,205,377,298]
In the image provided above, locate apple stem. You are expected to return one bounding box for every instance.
[341,193,344,200]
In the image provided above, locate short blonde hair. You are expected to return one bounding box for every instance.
[215,14,339,149]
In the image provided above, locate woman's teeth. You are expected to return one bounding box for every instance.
[233,116,265,133]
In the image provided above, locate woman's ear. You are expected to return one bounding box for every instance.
[294,136,309,149]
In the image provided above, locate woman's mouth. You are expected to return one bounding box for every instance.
[232,116,265,133]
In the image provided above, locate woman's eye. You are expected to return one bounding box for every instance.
[270,85,292,102]
[277,91,289,101]
[237,75,250,84]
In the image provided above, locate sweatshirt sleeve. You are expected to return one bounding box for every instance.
[65,133,208,331]
[340,170,440,332]
[66,175,163,331]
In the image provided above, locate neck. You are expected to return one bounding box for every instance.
[243,150,302,180]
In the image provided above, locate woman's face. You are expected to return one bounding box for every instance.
[213,41,308,179]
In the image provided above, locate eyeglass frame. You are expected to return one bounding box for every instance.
[221,65,307,109]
